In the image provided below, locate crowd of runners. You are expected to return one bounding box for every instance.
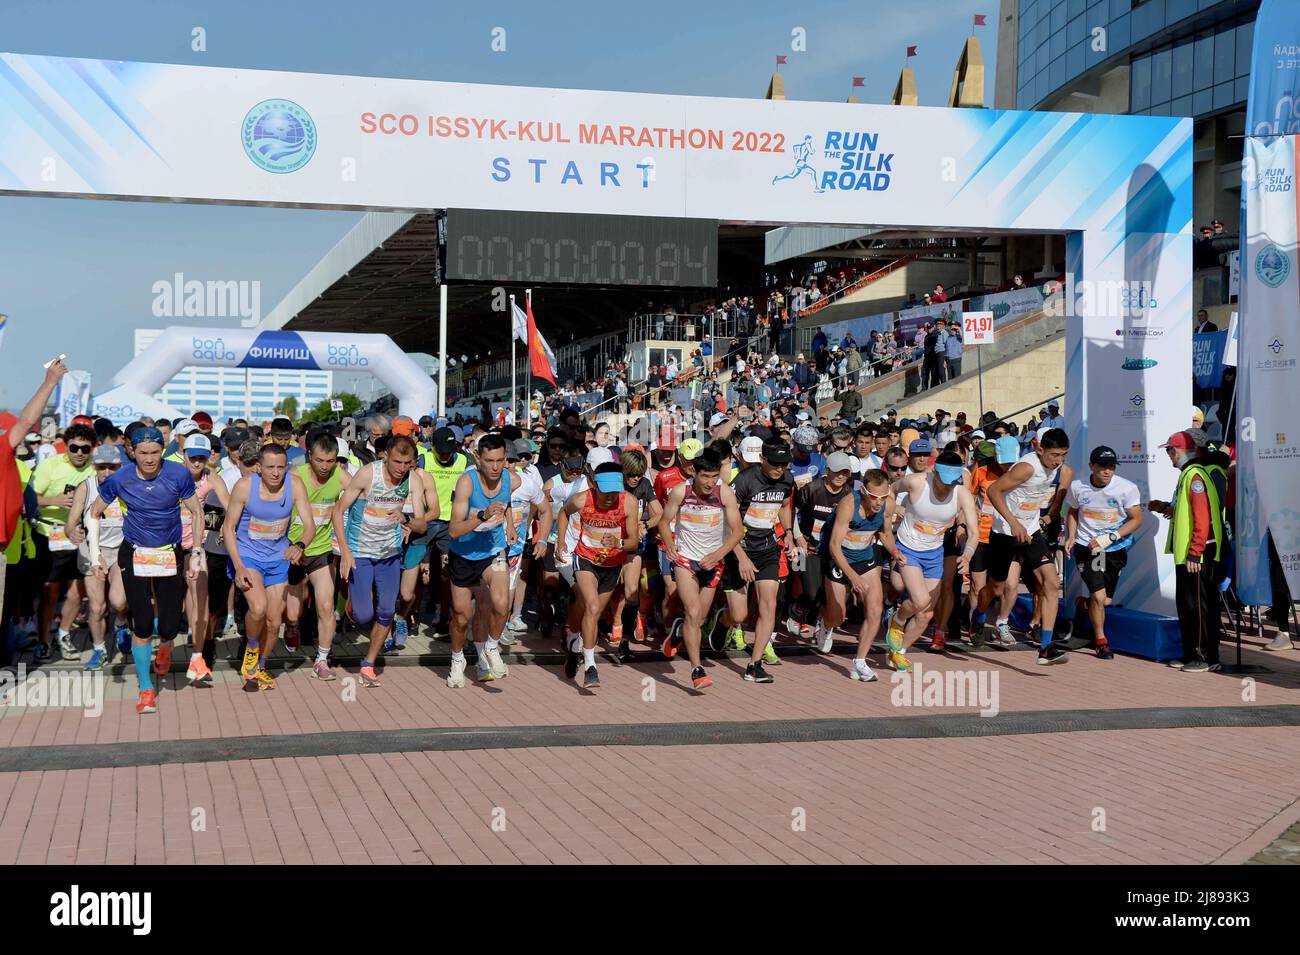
[0,359,1234,715]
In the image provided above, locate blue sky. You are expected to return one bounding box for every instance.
[0,0,996,409]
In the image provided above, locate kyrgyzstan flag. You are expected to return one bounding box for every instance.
[519,296,557,388]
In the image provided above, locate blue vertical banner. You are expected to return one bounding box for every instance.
[1192,331,1228,388]
[1238,0,1300,604]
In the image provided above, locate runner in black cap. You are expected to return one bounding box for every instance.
[1062,446,1143,659]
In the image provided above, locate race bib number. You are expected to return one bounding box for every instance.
[844,528,876,550]
[180,510,192,530]
[311,501,335,526]
[1017,498,1041,513]
[47,524,76,552]
[680,508,722,528]
[511,502,529,529]
[911,520,944,543]
[1081,506,1120,525]
[248,517,290,540]
[811,518,826,543]
[363,503,399,525]
[744,502,781,530]
[794,471,813,488]
[581,525,621,551]
[101,501,125,529]
[133,545,177,578]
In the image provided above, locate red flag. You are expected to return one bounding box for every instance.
[776,55,787,65]
[852,76,865,87]
[973,14,986,26]
[906,46,917,57]
[526,297,557,388]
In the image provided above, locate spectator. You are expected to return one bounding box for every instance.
[1195,308,1219,333]
[932,283,949,303]
[811,326,829,354]
[834,382,862,420]
[845,343,863,387]
[922,322,945,390]
[944,320,963,378]
[1011,273,1026,289]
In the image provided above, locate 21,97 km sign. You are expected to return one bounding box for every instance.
[964,310,995,345]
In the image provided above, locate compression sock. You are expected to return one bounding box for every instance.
[132,643,154,692]
[1040,628,1053,650]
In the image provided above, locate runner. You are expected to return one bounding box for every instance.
[1065,445,1143,659]
[223,443,316,690]
[500,438,549,645]
[652,437,702,645]
[64,446,132,670]
[87,427,205,714]
[555,460,638,688]
[724,439,802,684]
[884,450,979,672]
[611,447,659,658]
[985,428,1073,664]
[202,435,259,671]
[826,464,901,682]
[966,437,1018,645]
[658,447,743,688]
[421,426,470,636]
[334,434,426,687]
[444,433,517,688]
[30,421,97,660]
[390,460,437,652]
[178,433,222,681]
[794,450,856,649]
[540,449,585,641]
[287,430,348,679]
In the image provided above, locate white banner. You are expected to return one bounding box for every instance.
[1238,136,1300,599]
[966,284,1047,324]
[1229,249,1241,298]
[56,370,92,427]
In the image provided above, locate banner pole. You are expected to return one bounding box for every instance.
[438,284,448,416]
[977,346,984,419]
[526,288,533,427]
[510,294,517,426]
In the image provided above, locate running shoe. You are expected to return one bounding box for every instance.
[136,689,157,715]
[850,659,879,682]
[582,665,600,689]
[743,661,774,684]
[886,616,906,653]
[222,614,240,637]
[691,666,713,689]
[477,660,496,682]
[284,622,301,652]
[616,638,634,664]
[610,622,624,646]
[702,608,723,651]
[393,617,409,647]
[1181,659,1210,673]
[311,660,336,681]
[1095,641,1114,660]
[382,635,401,654]
[635,613,647,642]
[926,631,947,653]
[447,657,467,688]
[84,647,107,672]
[660,618,684,659]
[784,614,802,637]
[506,615,528,633]
[116,625,132,656]
[497,630,519,648]
[359,664,381,687]
[994,621,1016,649]
[57,632,79,660]
[254,668,278,690]
[762,641,781,666]
[34,642,51,663]
[887,649,913,672]
[726,625,747,651]
[153,642,172,676]
[1036,645,1069,666]
[1166,659,1186,669]
[483,646,509,680]
[186,657,212,683]
[815,620,835,654]
[239,645,261,680]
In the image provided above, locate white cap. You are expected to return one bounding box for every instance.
[709,412,729,428]
[825,451,854,474]
[739,436,763,463]
[847,454,862,475]
[183,434,213,456]
[796,410,811,421]
[172,417,200,436]
[586,447,615,469]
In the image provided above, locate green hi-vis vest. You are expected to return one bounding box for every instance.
[6,459,35,564]
[289,463,342,557]
[423,449,467,520]
[1165,463,1223,563]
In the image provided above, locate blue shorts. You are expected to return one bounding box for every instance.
[228,556,290,587]
[402,539,429,571]
[895,540,945,580]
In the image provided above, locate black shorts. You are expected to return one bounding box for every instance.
[575,556,623,594]
[986,530,1054,582]
[1073,544,1128,598]
[205,551,232,613]
[825,549,884,583]
[942,527,962,557]
[288,551,335,585]
[969,541,989,575]
[427,520,452,559]
[543,541,559,573]
[448,552,497,589]
[33,532,82,584]
[722,546,783,591]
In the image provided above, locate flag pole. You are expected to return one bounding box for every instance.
[510,294,518,427]
[526,288,533,427]
[438,285,448,416]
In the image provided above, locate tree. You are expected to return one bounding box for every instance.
[300,392,364,425]
[274,395,299,421]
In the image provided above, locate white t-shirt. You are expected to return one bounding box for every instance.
[508,467,546,548]
[1066,474,1140,552]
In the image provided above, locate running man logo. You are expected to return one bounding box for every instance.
[772,131,893,194]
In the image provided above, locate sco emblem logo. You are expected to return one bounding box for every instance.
[242,99,317,174]
[1255,244,1290,289]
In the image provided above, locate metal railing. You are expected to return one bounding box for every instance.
[627,312,707,343]
[789,256,916,320]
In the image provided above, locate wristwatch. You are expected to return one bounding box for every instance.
[476,509,488,522]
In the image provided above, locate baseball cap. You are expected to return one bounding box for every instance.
[587,447,615,469]
[975,440,997,460]
[391,415,417,437]
[678,438,704,461]
[419,415,435,427]
[908,438,932,456]
[1191,406,1205,425]
[133,427,164,448]
[71,415,94,427]
[994,436,1021,464]
[739,436,764,463]
[23,432,39,443]
[709,412,730,428]
[1089,445,1118,466]
[172,417,200,436]
[191,412,213,428]
[825,451,853,474]
[791,425,818,448]
[516,438,539,455]
[505,441,522,462]
[222,426,251,449]
[1047,400,1060,409]
[762,440,792,465]
[1186,427,1210,448]
[92,446,121,465]
[1160,431,1196,450]
[796,410,811,422]
[431,427,458,453]
[184,434,213,457]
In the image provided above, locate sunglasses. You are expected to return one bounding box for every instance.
[94,463,120,471]
[887,465,907,474]
[68,444,93,454]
